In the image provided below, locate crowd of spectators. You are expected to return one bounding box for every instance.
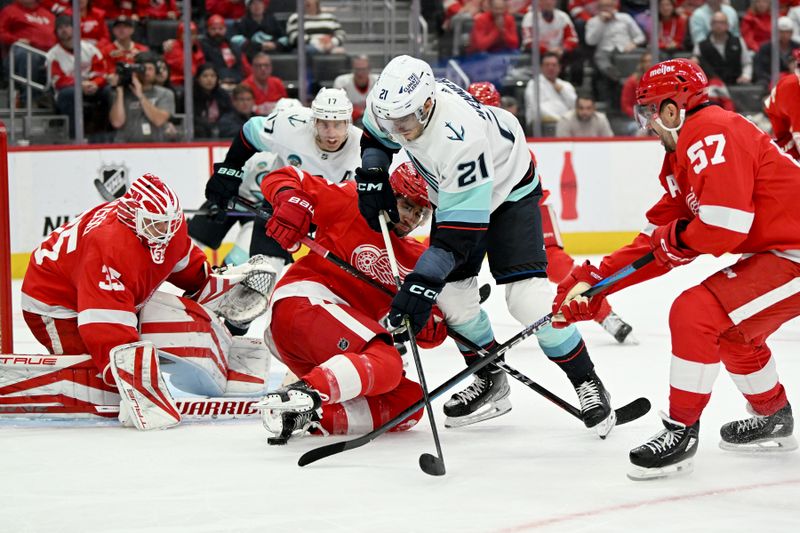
[1,0,799,141]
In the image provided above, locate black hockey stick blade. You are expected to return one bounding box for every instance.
[478,283,491,304]
[614,397,651,426]
[419,453,446,476]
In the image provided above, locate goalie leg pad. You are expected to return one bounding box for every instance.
[110,341,181,431]
[224,336,272,396]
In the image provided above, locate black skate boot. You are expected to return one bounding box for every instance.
[443,365,511,428]
[599,311,635,344]
[628,412,699,480]
[573,370,616,438]
[719,403,798,453]
[254,381,327,444]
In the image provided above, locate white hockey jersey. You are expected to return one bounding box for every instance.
[238,151,279,205]
[363,78,537,228]
[242,106,363,184]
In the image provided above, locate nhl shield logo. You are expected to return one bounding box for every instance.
[95,163,130,201]
[337,337,350,351]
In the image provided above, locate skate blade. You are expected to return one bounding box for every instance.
[719,435,798,453]
[627,459,694,481]
[444,398,512,428]
[594,409,617,440]
[621,333,640,345]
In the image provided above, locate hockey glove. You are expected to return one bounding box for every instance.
[396,306,447,348]
[650,219,699,270]
[552,261,606,327]
[389,273,445,336]
[266,188,314,253]
[355,167,398,232]
[205,163,244,222]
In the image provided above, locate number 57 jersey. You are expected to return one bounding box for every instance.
[664,105,800,259]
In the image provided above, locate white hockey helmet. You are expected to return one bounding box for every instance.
[274,97,303,112]
[371,55,435,141]
[311,87,353,123]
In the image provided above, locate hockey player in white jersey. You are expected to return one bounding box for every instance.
[355,55,616,435]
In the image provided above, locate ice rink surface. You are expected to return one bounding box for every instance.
[2,255,799,533]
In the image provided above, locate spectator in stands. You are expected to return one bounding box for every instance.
[163,21,205,86]
[620,50,651,134]
[442,0,483,32]
[658,0,687,54]
[689,0,740,46]
[109,51,175,142]
[193,63,232,138]
[501,95,519,116]
[585,0,645,103]
[524,52,577,128]
[555,93,614,137]
[0,0,56,99]
[467,0,519,54]
[138,0,178,20]
[521,0,579,57]
[77,0,111,48]
[286,0,346,54]
[207,0,246,19]
[754,16,800,82]
[218,83,255,137]
[742,0,772,53]
[694,11,752,85]
[242,51,286,115]
[47,15,109,139]
[790,6,800,44]
[568,0,600,41]
[333,55,377,124]
[676,0,704,18]
[201,14,243,89]
[101,16,147,74]
[232,0,286,59]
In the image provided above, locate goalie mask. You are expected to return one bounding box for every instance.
[371,55,436,142]
[117,174,183,264]
[311,87,352,152]
[390,162,431,236]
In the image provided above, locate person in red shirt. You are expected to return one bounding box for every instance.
[242,51,287,115]
[658,0,687,53]
[467,0,520,54]
[741,0,772,52]
[206,0,246,19]
[101,16,149,73]
[76,0,111,48]
[163,20,205,86]
[253,163,446,443]
[0,0,56,95]
[137,0,178,19]
[764,49,800,160]
[620,51,652,119]
[554,59,800,480]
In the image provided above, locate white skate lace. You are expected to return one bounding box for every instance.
[644,427,684,454]
[735,415,768,434]
[453,375,487,405]
[576,380,602,412]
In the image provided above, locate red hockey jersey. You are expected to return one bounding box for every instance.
[764,74,800,160]
[596,105,800,293]
[261,167,426,320]
[21,201,209,381]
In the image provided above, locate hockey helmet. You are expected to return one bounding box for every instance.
[311,87,352,123]
[390,162,431,235]
[117,174,183,264]
[634,59,709,131]
[370,55,436,141]
[274,97,303,113]
[467,81,501,107]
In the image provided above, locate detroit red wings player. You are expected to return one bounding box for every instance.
[553,58,800,479]
[763,49,800,161]
[252,163,446,444]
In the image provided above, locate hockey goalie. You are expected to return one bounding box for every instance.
[2,174,275,429]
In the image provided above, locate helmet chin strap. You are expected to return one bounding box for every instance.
[655,108,685,144]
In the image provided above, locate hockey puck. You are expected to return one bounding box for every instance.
[267,436,289,445]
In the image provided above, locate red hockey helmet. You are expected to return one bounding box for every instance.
[117,174,183,264]
[467,81,501,107]
[634,59,709,130]
[390,162,430,209]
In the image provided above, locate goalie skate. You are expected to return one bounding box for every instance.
[719,403,798,453]
[443,367,511,428]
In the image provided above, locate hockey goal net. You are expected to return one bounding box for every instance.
[0,122,12,353]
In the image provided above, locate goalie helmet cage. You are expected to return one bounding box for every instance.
[0,122,12,353]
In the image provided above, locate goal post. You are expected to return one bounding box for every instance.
[0,122,12,353]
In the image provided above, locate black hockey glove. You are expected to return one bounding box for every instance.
[354,167,398,232]
[205,163,244,222]
[388,273,445,337]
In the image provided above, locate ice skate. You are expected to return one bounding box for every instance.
[573,370,616,438]
[254,380,326,413]
[263,409,325,445]
[719,403,797,453]
[255,381,326,444]
[628,412,699,480]
[599,311,637,344]
[443,366,511,428]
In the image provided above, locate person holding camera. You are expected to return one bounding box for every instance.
[109,52,176,143]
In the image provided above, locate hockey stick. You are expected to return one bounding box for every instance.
[378,212,446,476]
[298,252,655,468]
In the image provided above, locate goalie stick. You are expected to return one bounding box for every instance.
[298,252,655,468]
[298,235,651,427]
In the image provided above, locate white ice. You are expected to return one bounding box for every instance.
[2,255,799,533]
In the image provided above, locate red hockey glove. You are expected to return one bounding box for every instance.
[650,219,699,270]
[415,306,447,349]
[551,261,606,328]
[266,188,314,252]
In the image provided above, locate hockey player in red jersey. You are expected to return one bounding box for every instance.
[467,81,635,344]
[763,48,800,161]
[253,163,447,443]
[552,58,799,480]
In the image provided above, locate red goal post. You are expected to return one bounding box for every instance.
[0,122,12,353]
